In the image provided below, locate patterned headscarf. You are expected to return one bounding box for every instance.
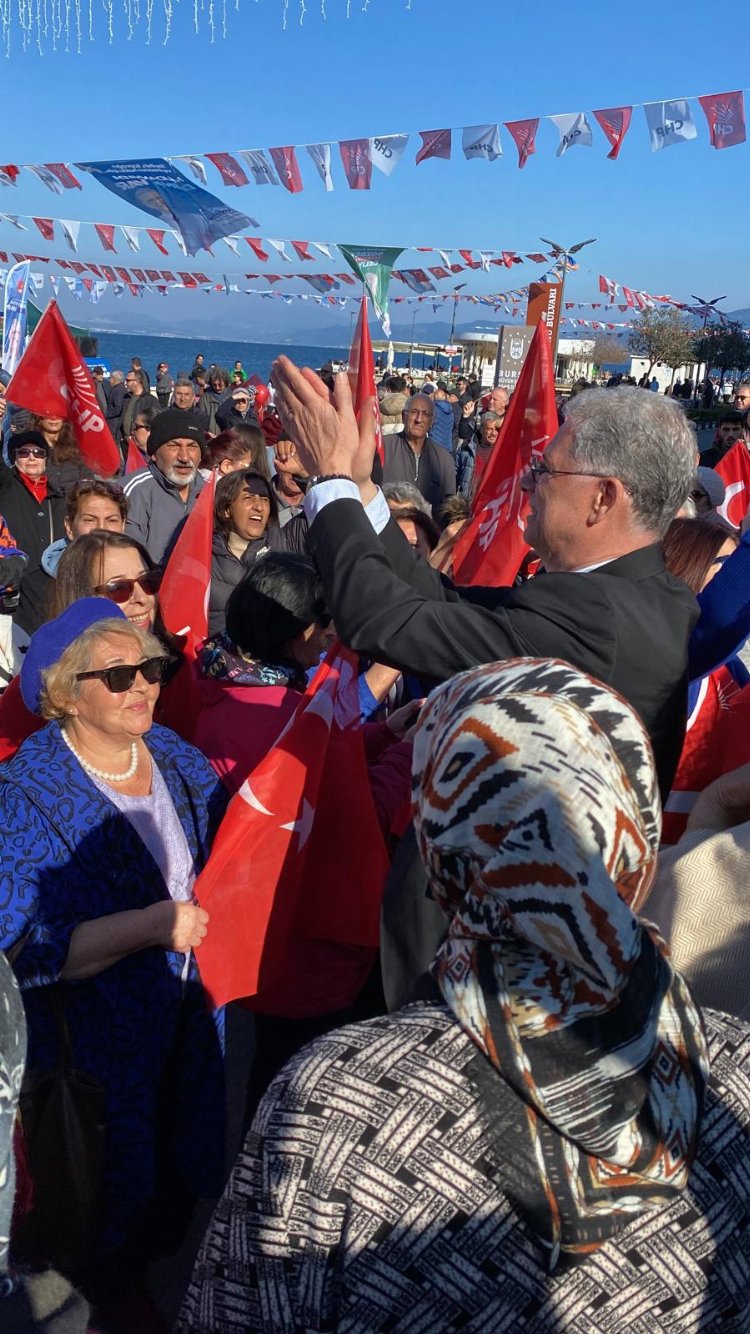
[413,658,709,1271]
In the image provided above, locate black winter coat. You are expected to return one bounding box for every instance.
[0,462,65,635]
[208,517,308,636]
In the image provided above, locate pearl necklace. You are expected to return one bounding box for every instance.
[61,727,139,783]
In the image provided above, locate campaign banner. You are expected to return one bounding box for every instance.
[76,157,257,256]
[338,244,403,335]
[526,282,563,353]
[2,261,31,376]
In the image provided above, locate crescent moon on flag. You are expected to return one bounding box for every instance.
[719,480,745,526]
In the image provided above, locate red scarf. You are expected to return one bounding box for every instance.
[16,470,48,503]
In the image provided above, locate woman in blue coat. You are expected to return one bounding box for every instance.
[0,598,228,1291]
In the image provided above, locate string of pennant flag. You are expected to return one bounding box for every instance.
[0,89,744,205]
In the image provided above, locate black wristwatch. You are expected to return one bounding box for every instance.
[306,473,355,489]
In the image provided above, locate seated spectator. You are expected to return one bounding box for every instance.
[208,470,307,636]
[1,600,227,1312]
[42,477,128,577]
[177,659,749,1333]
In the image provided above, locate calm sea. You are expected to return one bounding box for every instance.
[89,333,348,384]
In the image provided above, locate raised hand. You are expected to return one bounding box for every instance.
[271,356,358,479]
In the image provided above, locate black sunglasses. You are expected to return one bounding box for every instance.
[14,446,47,459]
[75,657,169,693]
[93,571,163,603]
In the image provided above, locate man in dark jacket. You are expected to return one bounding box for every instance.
[105,370,127,444]
[202,369,232,435]
[0,432,65,636]
[382,395,456,520]
[270,363,700,1006]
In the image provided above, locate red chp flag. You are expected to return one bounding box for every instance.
[195,645,389,1009]
[698,91,746,149]
[593,106,633,160]
[348,291,384,465]
[452,319,557,585]
[715,441,750,527]
[6,302,120,476]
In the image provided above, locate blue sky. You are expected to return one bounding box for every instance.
[4,0,750,337]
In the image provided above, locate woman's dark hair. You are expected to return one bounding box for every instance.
[65,477,128,528]
[226,422,269,476]
[50,531,156,619]
[48,529,183,658]
[226,553,328,665]
[215,469,278,540]
[204,427,266,474]
[30,414,81,464]
[662,517,737,594]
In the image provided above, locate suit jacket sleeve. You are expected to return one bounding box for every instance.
[308,499,617,682]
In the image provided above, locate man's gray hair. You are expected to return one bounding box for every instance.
[403,394,434,418]
[110,370,124,385]
[382,482,432,517]
[563,387,696,536]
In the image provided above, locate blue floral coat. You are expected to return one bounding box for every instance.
[0,721,229,1257]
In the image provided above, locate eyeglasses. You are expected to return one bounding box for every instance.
[14,446,46,459]
[93,571,162,602]
[75,657,168,693]
[133,423,150,433]
[527,462,621,485]
[233,398,249,405]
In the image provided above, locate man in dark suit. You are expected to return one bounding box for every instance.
[270,360,699,1000]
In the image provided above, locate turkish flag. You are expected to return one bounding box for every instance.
[157,472,216,740]
[159,471,215,645]
[715,441,750,526]
[94,224,116,253]
[291,239,314,262]
[205,152,249,187]
[504,118,540,168]
[452,319,557,585]
[698,91,746,149]
[6,302,120,476]
[348,291,384,466]
[125,439,145,474]
[194,645,389,1009]
[146,228,169,256]
[32,218,55,241]
[593,106,633,160]
[269,146,304,193]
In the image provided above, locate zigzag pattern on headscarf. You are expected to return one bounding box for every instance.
[413,658,709,1270]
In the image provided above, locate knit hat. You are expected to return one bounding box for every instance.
[147,408,205,456]
[693,466,725,510]
[8,429,49,458]
[20,597,127,714]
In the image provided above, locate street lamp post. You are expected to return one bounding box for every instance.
[539,235,597,370]
[690,295,727,403]
[448,282,467,347]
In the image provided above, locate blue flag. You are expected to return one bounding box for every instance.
[2,261,31,377]
[75,157,258,257]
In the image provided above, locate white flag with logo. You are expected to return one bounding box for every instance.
[462,124,502,161]
[120,226,140,252]
[370,134,409,176]
[643,99,698,151]
[59,219,80,252]
[240,149,278,185]
[549,112,593,156]
[306,144,334,191]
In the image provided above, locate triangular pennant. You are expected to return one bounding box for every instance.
[146,228,169,255]
[94,223,117,253]
[549,112,593,157]
[339,139,372,190]
[504,118,540,168]
[246,237,269,262]
[239,149,278,186]
[32,217,55,241]
[205,152,250,187]
[643,99,698,151]
[306,144,334,191]
[59,219,80,252]
[416,129,451,164]
[177,155,208,184]
[291,240,314,262]
[369,134,409,176]
[120,225,140,253]
[268,239,292,263]
[592,106,633,160]
[697,91,746,149]
[461,124,502,161]
[269,146,304,193]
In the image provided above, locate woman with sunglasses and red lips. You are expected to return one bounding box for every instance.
[0,599,228,1321]
[0,431,65,638]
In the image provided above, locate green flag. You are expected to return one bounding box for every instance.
[338,244,403,336]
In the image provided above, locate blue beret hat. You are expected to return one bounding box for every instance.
[20,597,127,714]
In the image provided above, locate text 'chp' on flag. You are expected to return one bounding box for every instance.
[6,301,121,476]
[452,319,557,586]
[194,643,389,1010]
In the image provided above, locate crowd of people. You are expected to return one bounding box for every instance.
[0,341,749,1333]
